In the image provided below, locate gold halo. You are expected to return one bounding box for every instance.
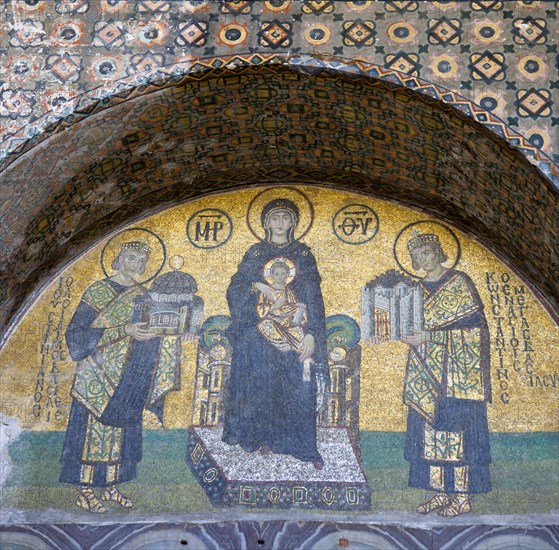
[100,227,166,285]
[246,187,314,241]
[262,257,297,285]
[393,221,461,279]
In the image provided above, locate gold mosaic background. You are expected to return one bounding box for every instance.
[1,186,557,433]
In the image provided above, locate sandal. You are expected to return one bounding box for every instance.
[100,485,134,508]
[417,493,449,514]
[438,494,472,517]
[76,488,107,513]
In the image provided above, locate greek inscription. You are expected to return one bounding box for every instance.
[187,208,233,249]
[529,373,559,389]
[33,276,72,422]
[486,272,539,400]
[332,204,379,245]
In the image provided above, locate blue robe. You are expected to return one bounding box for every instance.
[60,279,175,487]
[404,270,492,494]
[222,239,328,464]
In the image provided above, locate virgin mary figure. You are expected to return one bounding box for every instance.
[222,198,328,468]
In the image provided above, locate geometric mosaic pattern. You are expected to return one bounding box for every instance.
[0,62,557,339]
[0,0,557,173]
[0,6,558,545]
[0,1,558,341]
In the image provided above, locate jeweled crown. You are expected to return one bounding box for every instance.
[120,240,151,255]
[407,231,439,252]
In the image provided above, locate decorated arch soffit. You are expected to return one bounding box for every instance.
[0,59,558,343]
[1,54,558,184]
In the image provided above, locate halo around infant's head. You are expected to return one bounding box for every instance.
[263,257,297,285]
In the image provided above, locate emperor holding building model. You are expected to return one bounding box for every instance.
[400,226,492,517]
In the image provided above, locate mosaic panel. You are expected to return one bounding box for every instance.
[0,65,557,341]
[0,3,558,540]
[0,187,558,534]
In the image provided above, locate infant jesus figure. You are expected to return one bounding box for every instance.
[254,259,313,381]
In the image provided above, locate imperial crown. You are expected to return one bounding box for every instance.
[120,240,151,255]
[407,232,440,252]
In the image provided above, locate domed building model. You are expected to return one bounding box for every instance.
[140,257,203,336]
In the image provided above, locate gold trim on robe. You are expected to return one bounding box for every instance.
[71,281,181,422]
[430,466,444,491]
[256,285,308,354]
[423,425,464,462]
[403,272,487,423]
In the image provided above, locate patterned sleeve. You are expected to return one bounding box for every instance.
[65,300,105,361]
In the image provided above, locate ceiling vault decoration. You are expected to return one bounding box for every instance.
[1,2,558,546]
[0,62,557,343]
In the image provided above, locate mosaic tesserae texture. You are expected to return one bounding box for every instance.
[0,1,558,338]
[0,188,557,547]
[0,1,558,549]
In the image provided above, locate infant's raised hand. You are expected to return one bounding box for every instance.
[253,282,277,301]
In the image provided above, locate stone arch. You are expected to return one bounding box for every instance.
[2,55,557,183]
[0,58,557,342]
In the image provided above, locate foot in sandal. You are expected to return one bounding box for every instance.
[100,485,134,508]
[76,487,107,513]
[416,493,449,514]
[438,494,472,517]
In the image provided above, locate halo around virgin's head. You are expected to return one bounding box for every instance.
[246,187,314,241]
